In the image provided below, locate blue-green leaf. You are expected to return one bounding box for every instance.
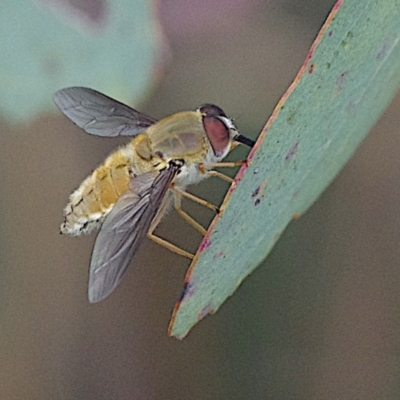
[169,0,400,339]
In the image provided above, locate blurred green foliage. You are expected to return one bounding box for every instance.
[0,0,157,121]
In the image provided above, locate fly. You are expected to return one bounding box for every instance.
[54,87,255,302]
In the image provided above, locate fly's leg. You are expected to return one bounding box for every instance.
[171,186,219,212]
[148,157,250,256]
[147,191,195,259]
[171,161,246,221]
[173,191,207,236]
[202,161,245,169]
[168,186,221,240]
[147,232,195,259]
[229,141,240,151]
[206,170,233,183]
[199,160,246,183]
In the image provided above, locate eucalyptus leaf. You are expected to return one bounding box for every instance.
[169,0,400,339]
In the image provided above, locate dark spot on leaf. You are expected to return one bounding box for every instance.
[179,282,195,302]
[199,238,211,252]
[252,181,266,205]
[252,186,260,198]
[213,250,224,259]
[197,303,214,321]
[285,142,299,161]
[336,71,348,91]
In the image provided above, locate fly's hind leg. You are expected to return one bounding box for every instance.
[147,191,194,259]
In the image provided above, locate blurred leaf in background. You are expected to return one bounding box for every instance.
[0,0,160,121]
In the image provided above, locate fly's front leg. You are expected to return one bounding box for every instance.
[147,191,194,259]
[199,160,246,183]
[202,160,246,169]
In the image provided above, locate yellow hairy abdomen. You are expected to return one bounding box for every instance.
[61,144,137,236]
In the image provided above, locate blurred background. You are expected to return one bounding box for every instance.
[1,0,400,399]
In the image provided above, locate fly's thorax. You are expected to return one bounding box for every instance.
[129,134,167,174]
[146,111,210,163]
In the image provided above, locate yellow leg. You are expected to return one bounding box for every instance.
[171,186,219,212]
[201,160,246,169]
[198,160,246,182]
[147,191,195,259]
[148,191,172,233]
[145,155,248,259]
[173,192,207,236]
[147,232,194,259]
[206,170,234,183]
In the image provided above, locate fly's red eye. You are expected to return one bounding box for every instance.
[202,115,230,157]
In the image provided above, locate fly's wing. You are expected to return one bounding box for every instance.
[53,87,157,137]
[88,165,179,303]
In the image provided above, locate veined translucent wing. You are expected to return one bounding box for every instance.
[88,164,180,303]
[53,87,157,137]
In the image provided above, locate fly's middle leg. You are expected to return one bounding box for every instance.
[171,186,219,212]
[147,191,194,259]
[172,191,207,236]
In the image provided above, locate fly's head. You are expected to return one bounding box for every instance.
[199,104,255,160]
